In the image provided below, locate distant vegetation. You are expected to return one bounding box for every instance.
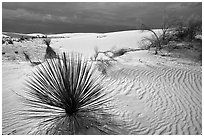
[140,15,202,62]
[2,32,48,45]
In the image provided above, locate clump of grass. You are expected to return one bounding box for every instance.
[7,39,13,45]
[95,59,113,75]
[20,52,122,135]
[112,48,130,58]
[2,39,5,44]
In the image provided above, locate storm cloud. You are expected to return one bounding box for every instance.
[2,2,202,33]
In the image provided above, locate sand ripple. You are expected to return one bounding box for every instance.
[2,62,202,135]
[106,64,202,135]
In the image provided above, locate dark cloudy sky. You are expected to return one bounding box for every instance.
[2,2,202,34]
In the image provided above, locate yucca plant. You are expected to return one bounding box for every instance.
[43,38,57,59]
[20,52,123,135]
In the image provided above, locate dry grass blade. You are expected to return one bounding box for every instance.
[23,51,32,63]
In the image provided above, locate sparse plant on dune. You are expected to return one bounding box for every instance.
[20,36,25,42]
[92,46,116,61]
[7,39,13,45]
[95,59,113,75]
[175,15,202,41]
[112,48,131,58]
[141,35,160,50]
[44,38,57,60]
[91,46,116,75]
[140,24,162,55]
[20,52,122,135]
[91,46,145,75]
[139,15,179,54]
[2,39,5,44]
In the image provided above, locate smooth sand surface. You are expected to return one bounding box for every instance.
[2,30,202,135]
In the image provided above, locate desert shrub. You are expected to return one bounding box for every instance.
[31,36,36,39]
[19,36,25,42]
[2,39,5,44]
[92,46,115,61]
[20,52,122,135]
[44,46,57,59]
[43,38,57,60]
[24,37,29,41]
[166,41,177,52]
[95,59,113,75]
[140,23,163,54]
[112,49,129,58]
[42,35,47,38]
[141,34,160,50]
[174,15,202,41]
[7,39,13,44]
[175,28,189,41]
[186,15,202,41]
[142,30,179,53]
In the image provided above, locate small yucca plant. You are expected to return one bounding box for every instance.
[43,38,57,59]
[21,52,122,135]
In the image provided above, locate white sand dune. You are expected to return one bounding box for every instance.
[47,33,97,38]
[51,30,162,57]
[2,30,202,135]
[104,53,202,134]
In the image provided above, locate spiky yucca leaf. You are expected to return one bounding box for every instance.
[21,52,121,135]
